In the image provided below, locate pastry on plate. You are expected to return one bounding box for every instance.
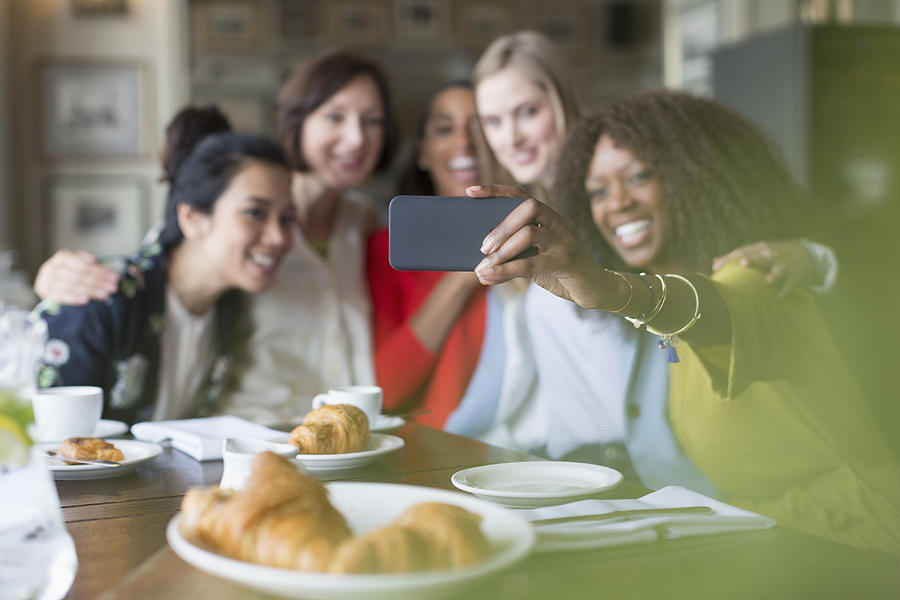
[289,404,369,454]
[57,437,125,462]
[180,452,489,574]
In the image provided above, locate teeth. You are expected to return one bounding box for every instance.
[251,254,275,268]
[615,219,650,245]
[448,156,477,171]
[513,150,534,163]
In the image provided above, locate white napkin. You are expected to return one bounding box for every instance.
[131,416,290,461]
[515,486,776,552]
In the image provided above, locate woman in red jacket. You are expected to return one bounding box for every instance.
[366,81,486,427]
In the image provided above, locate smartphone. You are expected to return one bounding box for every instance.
[388,195,530,271]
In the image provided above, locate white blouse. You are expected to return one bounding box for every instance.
[216,191,376,425]
[153,287,215,421]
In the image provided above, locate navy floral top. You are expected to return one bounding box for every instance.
[35,242,241,425]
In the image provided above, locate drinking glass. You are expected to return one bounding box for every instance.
[0,309,78,600]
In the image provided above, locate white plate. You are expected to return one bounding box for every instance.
[292,433,403,472]
[370,415,404,433]
[167,482,535,600]
[32,419,129,443]
[41,439,164,480]
[451,461,623,508]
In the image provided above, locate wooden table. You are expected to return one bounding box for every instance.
[55,423,900,599]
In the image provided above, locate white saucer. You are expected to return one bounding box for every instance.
[33,418,129,443]
[292,433,404,472]
[42,439,163,480]
[451,461,623,508]
[370,415,404,433]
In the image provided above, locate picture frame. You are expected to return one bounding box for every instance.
[528,2,587,61]
[456,2,515,50]
[192,0,267,53]
[38,60,147,158]
[191,94,273,135]
[326,0,390,46]
[278,0,322,46]
[43,176,150,258]
[393,0,450,43]
[70,0,128,17]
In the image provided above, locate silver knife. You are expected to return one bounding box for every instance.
[530,505,713,527]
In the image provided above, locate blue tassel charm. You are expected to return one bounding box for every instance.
[658,336,680,363]
[667,344,680,363]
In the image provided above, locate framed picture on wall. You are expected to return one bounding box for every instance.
[43,176,150,258]
[456,2,515,50]
[326,0,389,46]
[192,0,267,53]
[278,0,321,46]
[394,0,450,43]
[527,1,587,60]
[38,60,147,158]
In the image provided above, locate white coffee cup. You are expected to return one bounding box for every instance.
[220,437,300,490]
[32,386,103,441]
[311,385,383,424]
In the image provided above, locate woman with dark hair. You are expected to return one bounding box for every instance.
[33,104,233,305]
[471,90,900,553]
[366,81,485,427]
[220,49,399,423]
[35,133,295,424]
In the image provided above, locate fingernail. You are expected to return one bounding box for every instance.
[476,265,494,278]
[481,236,496,254]
[468,185,482,192]
[475,257,492,272]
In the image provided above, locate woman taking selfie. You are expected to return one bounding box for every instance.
[472,91,900,553]
[36,133,295,424]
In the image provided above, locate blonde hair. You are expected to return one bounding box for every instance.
[473,31,588,192]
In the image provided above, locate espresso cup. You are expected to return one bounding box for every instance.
[311,385,383,424]
[32,386,103,441]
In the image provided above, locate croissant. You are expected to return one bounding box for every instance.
[289,404,370,454]
[328,503,488,574]
[180,452,489,574]
[58,437,125,462]
[181,452,352,570]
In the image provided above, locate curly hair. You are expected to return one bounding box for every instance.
[553,91,805,273]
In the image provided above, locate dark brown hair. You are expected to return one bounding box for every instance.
[160,104,232,183]
[275,50,398,174]
[553,90,805,273]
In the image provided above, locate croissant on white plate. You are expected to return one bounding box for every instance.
[289,404,370,454]
[179,452,489,574]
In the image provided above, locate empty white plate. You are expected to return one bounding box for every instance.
[451,461,623,508]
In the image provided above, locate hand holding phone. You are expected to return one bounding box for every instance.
[388,195,534,271]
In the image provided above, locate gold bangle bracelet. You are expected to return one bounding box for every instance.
[624,272,667,328]
[646,273,702,343]
[606,270,634,313]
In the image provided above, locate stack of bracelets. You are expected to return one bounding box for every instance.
[606,270,702,363]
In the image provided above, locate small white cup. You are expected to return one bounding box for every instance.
[31,386,103,441]
[220,437,300,490]
[311,385,383,424]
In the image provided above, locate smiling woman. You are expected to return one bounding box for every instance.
[35,133,296,424]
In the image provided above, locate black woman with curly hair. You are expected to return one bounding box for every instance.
[470,90,900,554]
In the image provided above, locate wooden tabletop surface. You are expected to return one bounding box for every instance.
[55,423,900,599]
